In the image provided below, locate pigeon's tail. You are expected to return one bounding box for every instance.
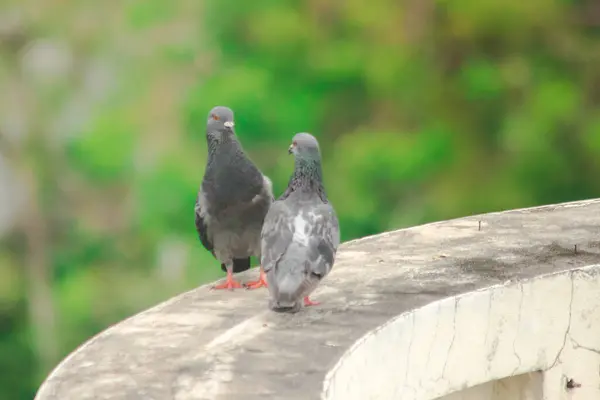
[272,273,317,303]
[220,258,251,273]
[269,275,317,313]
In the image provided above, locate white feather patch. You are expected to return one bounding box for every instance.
[292,214,309,246]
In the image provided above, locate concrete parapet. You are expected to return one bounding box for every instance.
[36,199,600,400]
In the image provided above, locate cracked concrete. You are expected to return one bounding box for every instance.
[323,266,600,400]
[35,199,600,400]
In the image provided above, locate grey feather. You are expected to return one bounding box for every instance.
[262,132,340,312]
[194,106,273,273]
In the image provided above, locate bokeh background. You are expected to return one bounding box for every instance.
[0,0,599,398]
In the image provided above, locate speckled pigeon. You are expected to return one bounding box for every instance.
[261,133,340,312]
[194,106,274,290]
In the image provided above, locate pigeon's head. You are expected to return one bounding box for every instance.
[206,106,235,140]
[288,132,320,159]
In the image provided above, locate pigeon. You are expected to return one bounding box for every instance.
[261,133,340,312]
[194,106,274,290]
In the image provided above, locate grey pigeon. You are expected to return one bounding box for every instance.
[194,106,273,290]
[261,133,340,312]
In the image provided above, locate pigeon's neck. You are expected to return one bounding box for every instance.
[202,130,264,207]
[206,130,242,160]
[282,158,327,202]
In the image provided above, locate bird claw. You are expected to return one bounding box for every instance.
[303,296,320,307]
[212,279,243,290]
[245,277,268,290]
[245,266,268,290]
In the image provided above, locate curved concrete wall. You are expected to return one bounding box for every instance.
[323,266,600,400]
[35,199,600,400]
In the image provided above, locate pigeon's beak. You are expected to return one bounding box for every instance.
[223,121,234,128]
[288,145,293,155]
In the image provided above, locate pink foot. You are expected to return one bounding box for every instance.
[245,276,268,289]
[212,272,243,290]
[303,296,320,307]
[245,267,268,290]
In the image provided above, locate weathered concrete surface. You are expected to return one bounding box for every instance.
[35,198,600,400]
[324,265,600,400]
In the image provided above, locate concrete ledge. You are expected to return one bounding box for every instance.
[324,266,600,400]
[35,199,600,400]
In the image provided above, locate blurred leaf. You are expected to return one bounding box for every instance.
[460,57,505,102]
[67,108,137,183]
[127,0,175,29]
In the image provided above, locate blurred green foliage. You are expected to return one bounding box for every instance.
[0,0,599,398]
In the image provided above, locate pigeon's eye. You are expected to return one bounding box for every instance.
[292,141,297,146]
[212,114,220,121]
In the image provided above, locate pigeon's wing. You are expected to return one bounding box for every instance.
[194,192,215,256]
[261,200,294,273]
[247,174,274,208]
[305,203,340,278]
[262,174,275,202]
[264,200,339,308]
[196,193,248,272]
